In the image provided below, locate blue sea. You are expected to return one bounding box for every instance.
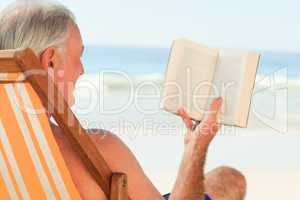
[81,46,300,78]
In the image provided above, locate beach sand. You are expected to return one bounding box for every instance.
[118,133,300,199]
[73,74,300,199]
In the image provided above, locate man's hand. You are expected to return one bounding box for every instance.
[178,97,222,150]
[169,97,223,200]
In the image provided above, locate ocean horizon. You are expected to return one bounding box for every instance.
[81,45,300,76]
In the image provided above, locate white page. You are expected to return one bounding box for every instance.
[162,39,218,120]
[207,50,248,125]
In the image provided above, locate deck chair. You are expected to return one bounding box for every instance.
[0,48,129,200]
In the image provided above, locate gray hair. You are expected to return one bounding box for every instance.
[0,0,76,55]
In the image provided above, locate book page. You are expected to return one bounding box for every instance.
[235,52,260,127]
[162,39,218,120]
[207,50,250,125]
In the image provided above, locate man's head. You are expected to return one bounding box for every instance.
[0,0,84,106]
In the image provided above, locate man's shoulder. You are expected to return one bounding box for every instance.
[84,129,140,173]
[85,129,126,150]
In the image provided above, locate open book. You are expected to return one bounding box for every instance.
[161,39,260,127]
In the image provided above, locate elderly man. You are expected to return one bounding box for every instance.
[0,1,246,200]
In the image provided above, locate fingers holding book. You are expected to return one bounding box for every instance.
[178,97,222,148]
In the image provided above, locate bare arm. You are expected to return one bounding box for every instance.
[169,97,222,200]
[88,97,221,200]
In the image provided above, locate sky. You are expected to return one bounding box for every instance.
[0,0,299,52]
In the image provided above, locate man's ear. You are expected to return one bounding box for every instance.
[40,48,56,70]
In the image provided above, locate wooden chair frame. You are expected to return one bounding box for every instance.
[0,48,130,200]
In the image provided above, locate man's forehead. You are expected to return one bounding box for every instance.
[67,24,83,48]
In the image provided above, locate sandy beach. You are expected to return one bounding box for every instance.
[72,73,300,199]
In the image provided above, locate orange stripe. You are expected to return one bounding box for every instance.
[12,83,60,199]
[0,85,46,199]
[23,83,82,200]
[0,147,20,200]
[0,176,11,200]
